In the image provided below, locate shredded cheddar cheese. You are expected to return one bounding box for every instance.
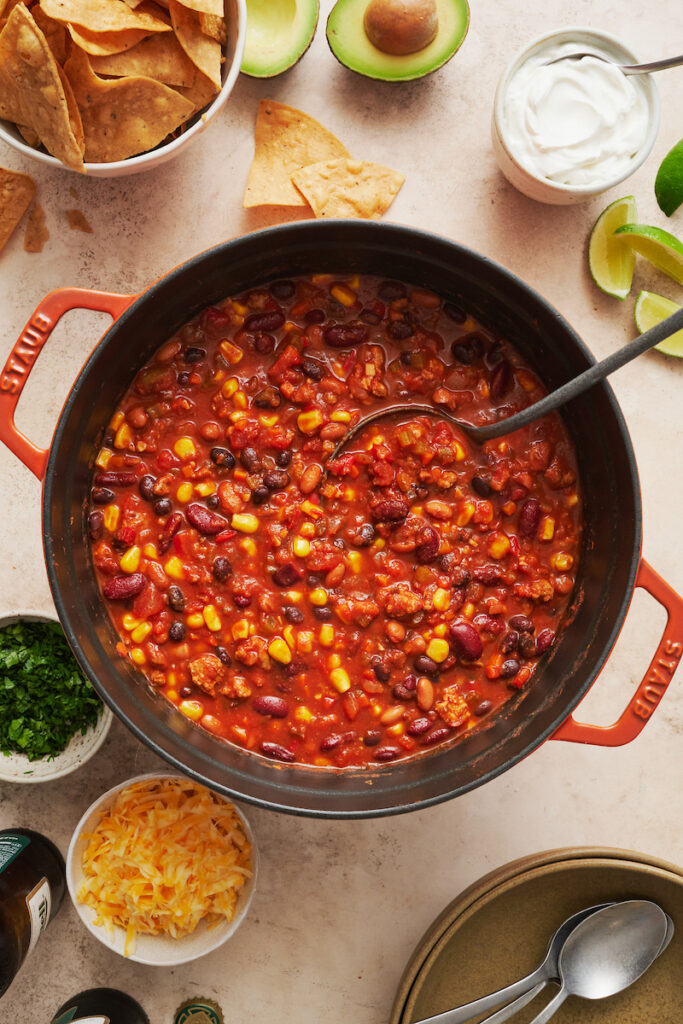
[77,778,252,955]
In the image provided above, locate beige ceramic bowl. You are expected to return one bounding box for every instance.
[66,772,258,966]
[0,0,246,177]
[491,28,660,204]
[0,612,112,784]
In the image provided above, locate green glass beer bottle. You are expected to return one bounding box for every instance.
[0,828,65,998]
[51,989,150,1024]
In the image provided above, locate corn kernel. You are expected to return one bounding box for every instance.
[373,538,385,550]
[297,409,324,434]
[110,411,124,430]
[232,618,250,640]
[269,636,292,664]
[232,513,259,533]
[328,653,342,669]
[285,590,302,603]
[230,410,247,423]
[347,551,362,573]
[331,284,357,306]
[293,536,311,558]
[232,300,248,316]
[295,706,314,723]
[176,482,194,503]
[194,481,216,497]
[103,505,120,532]
[131,621,152,644]
[299,522,315,538]
[297,630,314,653]
[222,377,239,398]
[331,410,351,423]
[462,602,476,619]
[453,441,466,461]
[433,587,450,612]
[130,647,146,665]
[114,422,133,450]
[488,533,511,560]
[95,448,112,469]
[310,588,328,606]
[551,552,574,571]
[164,556,185,580]
[259,414,278,427]
[283,625,296,649]
[166,688,178,702]
[434,623,449,638]
[240,537,257,557]
[143,543,158,559]
[301,499,323,519]
[122,614,140,632]
[330,668,350,692]
[187,612,204,628]
[179,699,203,721]
[567,493,579,508]
[344,488,356,501]
[233,390,248,409]
[539,516,555,542]
[203,605,222,631]
[219,339,244,364]
[426,638,450,663]
[174,436,197,460]
[319,624,335,647]
[120,545,141,573]
[457,501,475,526]
[387,722,404,737]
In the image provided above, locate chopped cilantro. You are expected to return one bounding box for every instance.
[0,620,103,762]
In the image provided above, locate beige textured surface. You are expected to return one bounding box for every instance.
[0,0,682,1021]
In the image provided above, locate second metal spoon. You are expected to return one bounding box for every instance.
[544,51,683,75]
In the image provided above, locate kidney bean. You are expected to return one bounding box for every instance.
[449,621,483,661]
[304,308,326,324]
[91,487,114,504]
[212,556,233,582]
[374,746,402,762]
[320,733,343,752]
[138,475,156,501]
[276,450,292,468]
[324,323,368,348]
[272,563,301,587]
[416,677,434,711]
[378,281,406,300]
[509,614,534,633]
[535,629,556,654]
[210,447,236,469]
[518,499,541,537]
[239,447,262,473]
[252,695,289,718]
[372,498,409,522]
[158,512,183,553]
[254,334,275,354]
[244,310,285,333]
[415,525,440,564]
[233,594,252,608]
[284,606,304,624]
[103,573,146,600]
[185,503,227,535]
[500,658,521,679]
[169,621,186,643]
[393,678,416,700]
[94,471,136,487]
[471,475,492,497]
[88,511,104,539]
[474,699,493,717]
[260,741,295,762]
[184,346,206,363]
[254,386,281,409]
[302,358,324,381]
[490,359,512,400]
[389,318,416,341]
[299,464,322,494]
[153,497,173,517]
[270,280,295,300]
[501,630,519,654]
[444,300,467,323]
[473,614,506,636]
[359,308,382,324]
[263,469,290,491]
[414,654,440,676]
[407,717,432,736]
[167,585,186,612]
[421,726,452,746]
[473,564,504,585]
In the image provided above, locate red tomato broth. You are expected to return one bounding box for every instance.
[87,274,582,768]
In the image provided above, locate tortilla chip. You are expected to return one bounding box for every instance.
[169,0,221,90]
[243,100,350,208]
[90,31,196,86]
[123,0,146,7]
[291,158,405,220]
[40,0,171,33]
[57,63,85,152]
[24,201,49,251]
[0,5,84,171]
[32,4,68,62]
[64,44,194,162]
[68,23,150,54]
[66,207,92,232]
[17,123,41,147]
[172,0,222,17]
[0,166,35,253]
[198,11,225,43]
[174,67,216,112]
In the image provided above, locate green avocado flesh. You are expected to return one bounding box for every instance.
[241,0,320,78]
[327,0,469,81]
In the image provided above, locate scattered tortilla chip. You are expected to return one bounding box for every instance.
[169,0,221,90]
[292,158,405,220]
[40,0,171,32]
[0,5,85,171]
[32,4,68,61]
[172,0,222,17]
[17,124,41,147]
[243,100,350,208]
[64,45,194,162]
[174,68,217,113]
[66,208,92,232]
[0,166,35,253]
[198,11,225,43]
[24,201,49,251]
[90,32,196,86]
[68,23,151,54]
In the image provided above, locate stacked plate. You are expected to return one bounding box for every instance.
[391,847,683,1024]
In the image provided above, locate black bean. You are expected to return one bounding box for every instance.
[378,281,406,301]
[153,497,173,516]
[244,310,285,333]
[363,730,382,747]
[177,371,191,387]
[313,606,332,622]
[206,494,219,509]
[501,630,519,654]
[254,334,275,354]
[272,563,301,587]
[251,485,270,505]
[500,658,521,679]
[240,447,262,473]
[270,280,295,300]
[304,308,326,324]
[353,523,375,547]
[254,386,281,409]
[414,654,440,676]
[373,662,391,683]
[509,614,534,634]
[387,320,414,340]
[179,686,194,699]
[168,585,186,612]
[212,556,233,582]
[284,606,304,624]
[393,682,415,701]
[169,621,186,643]
[233,594,252,608]
[519,634,538,659]
[415,525,439,564]
[138,474,156,501]
[210,447,235,469]
[184,346,206,363]
[263,469,290,491]
[91,487,114,505]
[276,450,292,468]
[444,301,467,323]
[215,647,232,666]
[474,699,493,717]
[88,511,104,539]
[471,475,492,497]
[302,358,324,381]
[359,308,381,325]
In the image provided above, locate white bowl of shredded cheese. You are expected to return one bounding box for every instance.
[66,773,257,965]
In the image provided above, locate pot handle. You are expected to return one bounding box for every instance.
[0,287,135,480]
[552,559,683,746]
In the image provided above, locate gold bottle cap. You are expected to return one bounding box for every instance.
[174,999,223,1024]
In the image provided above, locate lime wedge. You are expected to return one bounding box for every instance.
[614,223,683,285]
[655,139,683,217]
[588,196,637,299]
[634,290,683,357]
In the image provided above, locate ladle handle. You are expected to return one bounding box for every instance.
[474,305,683,442]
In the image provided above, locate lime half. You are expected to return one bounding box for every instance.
[588,196,637,299]
[655,139,683,217]
[634,290,683,357]
[614,223,683,285]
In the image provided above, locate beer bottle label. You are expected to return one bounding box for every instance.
[0,832,31,873]
[25,877,52,956]
[52,1011,109,1024]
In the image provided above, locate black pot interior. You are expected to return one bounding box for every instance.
[44,221,641,817]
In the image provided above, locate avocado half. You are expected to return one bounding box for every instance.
[241,0,320,78]
[326,0,469,81]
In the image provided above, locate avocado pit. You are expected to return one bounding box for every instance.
[363,0,438,55]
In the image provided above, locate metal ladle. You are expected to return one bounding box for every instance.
[329,305,683,452]
[544,51,683,75]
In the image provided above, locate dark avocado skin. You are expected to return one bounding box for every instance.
[241,0,320,78]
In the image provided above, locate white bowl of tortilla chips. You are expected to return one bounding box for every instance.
[0,0,245,175]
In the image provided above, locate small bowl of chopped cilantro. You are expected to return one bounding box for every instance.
[0,614,112,783]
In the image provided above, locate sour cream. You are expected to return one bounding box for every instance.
[503,43,650,187]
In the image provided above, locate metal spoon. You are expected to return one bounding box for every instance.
[543,51,683,75]
[329,305,683,451]
[524,899,669,1024]
[409,903,613,1024]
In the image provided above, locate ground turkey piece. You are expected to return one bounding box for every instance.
[335,597,380,627]
[514,578,554,602]
[378,584,423,618]
[347,344,388,400]
[189,654,251,698]
[234,636,270,668]
[435,687,471,728]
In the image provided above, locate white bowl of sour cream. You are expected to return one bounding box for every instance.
[492,29,660,204]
